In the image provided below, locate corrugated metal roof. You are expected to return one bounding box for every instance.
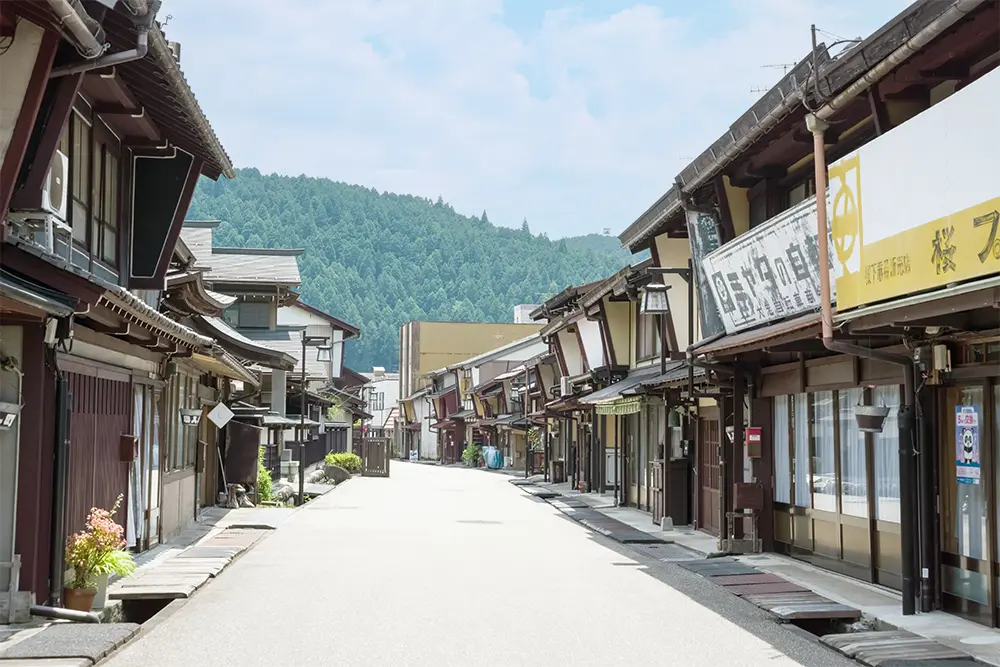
[179,226,302,285]
[201,249,302,285]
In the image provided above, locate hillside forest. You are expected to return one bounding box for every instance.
[187,168,646,371]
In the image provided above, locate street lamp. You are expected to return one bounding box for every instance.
[640,282,672,376]
[298,334,330,506]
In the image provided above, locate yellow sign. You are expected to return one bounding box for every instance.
[831,68,1000,311]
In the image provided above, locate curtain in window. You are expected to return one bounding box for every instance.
[812,391,836,512]
[773,396,790,503]
[874,385,901,523]
[839,387,867,518]
[793,393,811,507]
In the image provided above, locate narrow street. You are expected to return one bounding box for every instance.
[102,464,852,667]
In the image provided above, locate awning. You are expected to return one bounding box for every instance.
[493,414,530,430]
[580,365,662,405]
[101,285,213,350]
[427,386,458,401]
[836,274,1000,329]
[596,396,644,416]
[401,389,428,403]
[189,352,260,388]
[450,409,476,420]
[430,419,456,430]
[0,268,75,317]
[493,366,528,382]
[640,363,706,389]
[262,414,320,428]
[193,315,297,370]
[697,312,821,357]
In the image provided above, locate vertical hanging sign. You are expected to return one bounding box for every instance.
[955,405,980,485]
[686,210,726,339]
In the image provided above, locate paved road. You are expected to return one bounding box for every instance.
[103,463,853,667]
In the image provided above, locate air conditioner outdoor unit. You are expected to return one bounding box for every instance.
[560,376,571,397]
[7,150,71,257]
[43,150,69,219]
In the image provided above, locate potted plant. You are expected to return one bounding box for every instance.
[461,443,480,468]
[64,494,136,612]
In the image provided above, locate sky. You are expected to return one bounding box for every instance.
[162,0,910,238]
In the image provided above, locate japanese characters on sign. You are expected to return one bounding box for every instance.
[956,405,980,485]
[831,67,1000,311]
[700,195,837,335]
[686,210,726,338]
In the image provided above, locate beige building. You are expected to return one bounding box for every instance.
[398,321,543,399]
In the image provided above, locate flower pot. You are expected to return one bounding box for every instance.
[64,587,97,612]
[93,573,109,610]
[855,405,891,433]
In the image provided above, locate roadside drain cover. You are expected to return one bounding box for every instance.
[1,623,140,661]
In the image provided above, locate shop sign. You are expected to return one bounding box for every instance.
[956,406,980,485]
[832,68,1000,312]
[701,194,838,335]
[686,210,726,338]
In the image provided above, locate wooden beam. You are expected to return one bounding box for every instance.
[9,71,84,211]
[867,86,892,136]
[0,29,60,217]
[713,175,736,244]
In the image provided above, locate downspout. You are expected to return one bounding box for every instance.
[121,0,150,17]
[637,0,986,247]
[49,0,161,79]
[45,0,105,60]
[48,368,70,607]
[808,112,919,616]
[812,0,986,122]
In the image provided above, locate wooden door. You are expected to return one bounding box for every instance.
[698,418,721,535]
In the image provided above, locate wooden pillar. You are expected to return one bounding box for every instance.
[732,361,746,541]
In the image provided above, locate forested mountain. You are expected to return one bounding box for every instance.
[187,169,646,371]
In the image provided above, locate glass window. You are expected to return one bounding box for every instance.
[773,396,790,503]
[839,387,867,518]
[812,391,836,512]
[874,385,901,523]
[637,314,661,360]
[69,114,90,245]
[793,393,811,507]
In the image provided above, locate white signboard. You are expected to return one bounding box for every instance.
[207,402,235,429]
[701,194,840,335]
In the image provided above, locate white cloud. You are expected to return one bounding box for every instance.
[163,0,907,237]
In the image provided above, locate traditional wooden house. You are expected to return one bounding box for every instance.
[0,0,233,607]
[616,1,999,623]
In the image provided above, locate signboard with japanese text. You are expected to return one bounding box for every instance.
[686,210,726,338]
[831,67,1000,311]
[700,194,838,335]
[956,406,980,485]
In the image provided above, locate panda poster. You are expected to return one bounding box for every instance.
[956,406,980,485]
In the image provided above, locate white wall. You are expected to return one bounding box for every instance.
[276,304,346,378]
[364,376,399,429]
[556,328,585,376]
[577,318,605,369]
[0,20,44,171]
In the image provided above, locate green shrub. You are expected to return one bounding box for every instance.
[461,444,480,465]
[257,447,273,502]
[325,451,362,473]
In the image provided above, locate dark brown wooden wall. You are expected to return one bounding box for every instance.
[65,371,131,538]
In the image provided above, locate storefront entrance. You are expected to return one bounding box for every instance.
[938,382,998,625]
[698,415,721,535]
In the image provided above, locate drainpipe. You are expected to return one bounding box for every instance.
[48,372,70,607]
[808,112,919,616]
[49,0,160,79]
[121,0,149,17]
[812,0,985,122]
[45,0,105,60]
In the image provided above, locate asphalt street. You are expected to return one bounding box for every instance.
[102,462,854,666]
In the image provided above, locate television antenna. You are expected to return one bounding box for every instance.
[761,63,798,76]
